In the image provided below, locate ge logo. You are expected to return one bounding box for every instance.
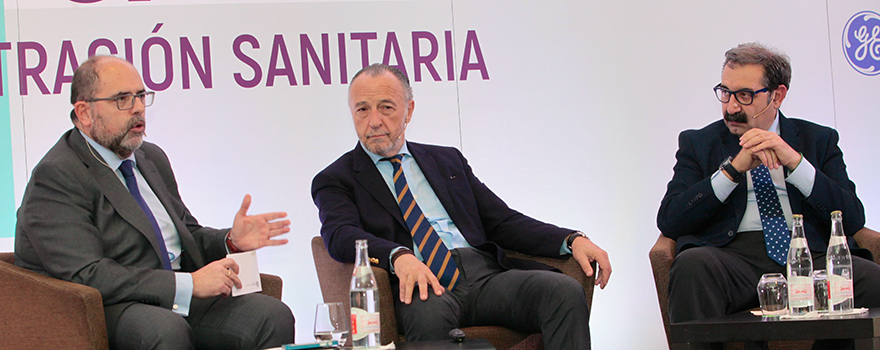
[843,10,880,76]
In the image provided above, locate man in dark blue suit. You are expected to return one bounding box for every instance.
[312,64,611,350]
[658,43,880,328]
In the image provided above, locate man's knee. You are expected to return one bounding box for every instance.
[394,287,460,341]
[112,304,193,350]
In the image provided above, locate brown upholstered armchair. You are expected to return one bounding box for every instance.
[0,252,284,350]
[311,236,595,350]
[649,227,880,350]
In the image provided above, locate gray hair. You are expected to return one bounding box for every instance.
[349,63,413,101]
[70,55,128,121]
[723,42,791,91]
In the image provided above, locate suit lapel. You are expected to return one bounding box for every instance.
[408,143,462,225]
[351,144,407,228]
[68,130,168,264]
[778,112,804,214]
[135,151,204,268]
[718,125,748,220]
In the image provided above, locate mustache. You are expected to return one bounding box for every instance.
[724,111,747,124]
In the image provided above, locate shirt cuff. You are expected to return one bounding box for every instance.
[785,157,816,198]
[389,247,406,274]
[711,169,738,202]
[173,272,193,316]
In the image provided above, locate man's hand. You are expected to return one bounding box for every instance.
[192,258,241,298]
[571,236,612,289]
[393,254,444,304]
[739,128,801,170]
[228,194,291,251]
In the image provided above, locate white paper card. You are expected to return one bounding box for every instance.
[227,250,262,297]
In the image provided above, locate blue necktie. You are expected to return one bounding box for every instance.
[385,155,460,291]
[119,160,172,270]
[752,164,791,265]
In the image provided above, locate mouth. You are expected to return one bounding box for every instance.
[129,119,146,133]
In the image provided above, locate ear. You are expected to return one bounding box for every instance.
[772,85,788,108]
[405,99,415,124]
[73,101,94,128]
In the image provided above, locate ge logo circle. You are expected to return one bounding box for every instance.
[843,10,880,76]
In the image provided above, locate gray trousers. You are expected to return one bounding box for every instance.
[393,248,591,350]
[108,293,294,350]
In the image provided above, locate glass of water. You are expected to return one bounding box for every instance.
[757,273,788,316]
[314,302,349,346]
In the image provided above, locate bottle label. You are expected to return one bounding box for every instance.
[350,307,380,340]
[788,276,814,307]
[829,235,847,246]
[828,274,854,303]
[789,237,808,249]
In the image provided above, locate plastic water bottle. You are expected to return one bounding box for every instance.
[826,211,854,313]
[786,214,814,315]
[350,240,380,348]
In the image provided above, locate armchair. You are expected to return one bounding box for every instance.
[649,227,880,350]
[311,236,595,350]
[0,252,284,350]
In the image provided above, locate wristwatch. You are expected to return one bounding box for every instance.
[720,156,743,182]
[566,231,589,251]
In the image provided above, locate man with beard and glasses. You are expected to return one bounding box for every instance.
[657,42,880,348]
[14,55,294,350]
[311,63,611,350]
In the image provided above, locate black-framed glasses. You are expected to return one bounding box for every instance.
[85,91,155,110]
[713,84,768,106]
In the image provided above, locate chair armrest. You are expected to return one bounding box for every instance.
[372,266,401,345]
[854,227,880,264]
[648,234,677,348]
[503,250,596,311]
[0,259,108,350]
[259,273,283,300]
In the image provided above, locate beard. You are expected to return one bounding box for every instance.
[724,110,748,124]
[90,113,145,159]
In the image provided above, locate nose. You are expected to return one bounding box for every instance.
[367,109,383,128]
[131,95,146,115]
[725,98,741,115]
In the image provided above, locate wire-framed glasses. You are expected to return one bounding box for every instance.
[85,91,155,110]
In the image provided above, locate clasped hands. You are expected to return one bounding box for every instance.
[731,128,802,174]
[193,194,291,298]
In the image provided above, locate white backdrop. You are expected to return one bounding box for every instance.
[2,1,879,349]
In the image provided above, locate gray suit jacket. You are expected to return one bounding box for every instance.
[15,128,228,322]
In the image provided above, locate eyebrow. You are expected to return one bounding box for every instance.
[110,89,146,97]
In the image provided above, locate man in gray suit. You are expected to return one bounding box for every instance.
[14,55,294,350]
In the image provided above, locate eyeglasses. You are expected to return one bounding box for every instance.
[85,91,155,110]
[713,84,768,106]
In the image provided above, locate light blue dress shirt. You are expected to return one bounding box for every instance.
[81,131,193,316]
[709,112,817,232]
[361,142,574,269]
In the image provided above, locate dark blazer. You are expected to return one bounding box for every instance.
[311,141,573,272]
[15,128,228,322]
[657,113,866,256]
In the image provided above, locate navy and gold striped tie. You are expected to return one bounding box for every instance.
[386,155,460,291]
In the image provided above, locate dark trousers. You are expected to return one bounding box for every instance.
[669,231,880,349]
[393,248,591,350]
[108,293,294,350]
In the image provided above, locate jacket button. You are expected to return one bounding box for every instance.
[728,231,734,237]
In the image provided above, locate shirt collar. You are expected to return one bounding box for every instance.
[79,129,135,171]
[770,110,781,135]
[360,141,411,165]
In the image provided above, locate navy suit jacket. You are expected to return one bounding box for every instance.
[311,141,574,273]
[657,113,866,256]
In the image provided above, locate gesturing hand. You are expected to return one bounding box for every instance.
[228,194,291,251]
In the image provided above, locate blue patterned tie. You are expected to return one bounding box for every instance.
[385,155,460,291]
[119,160,172,270]
[752,164,791,265]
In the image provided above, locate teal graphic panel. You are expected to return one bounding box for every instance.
[0,0,13,238]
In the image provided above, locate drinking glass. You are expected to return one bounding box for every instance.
[812,269,829,312]
[757,273,788,316]
[314,302,349,346]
